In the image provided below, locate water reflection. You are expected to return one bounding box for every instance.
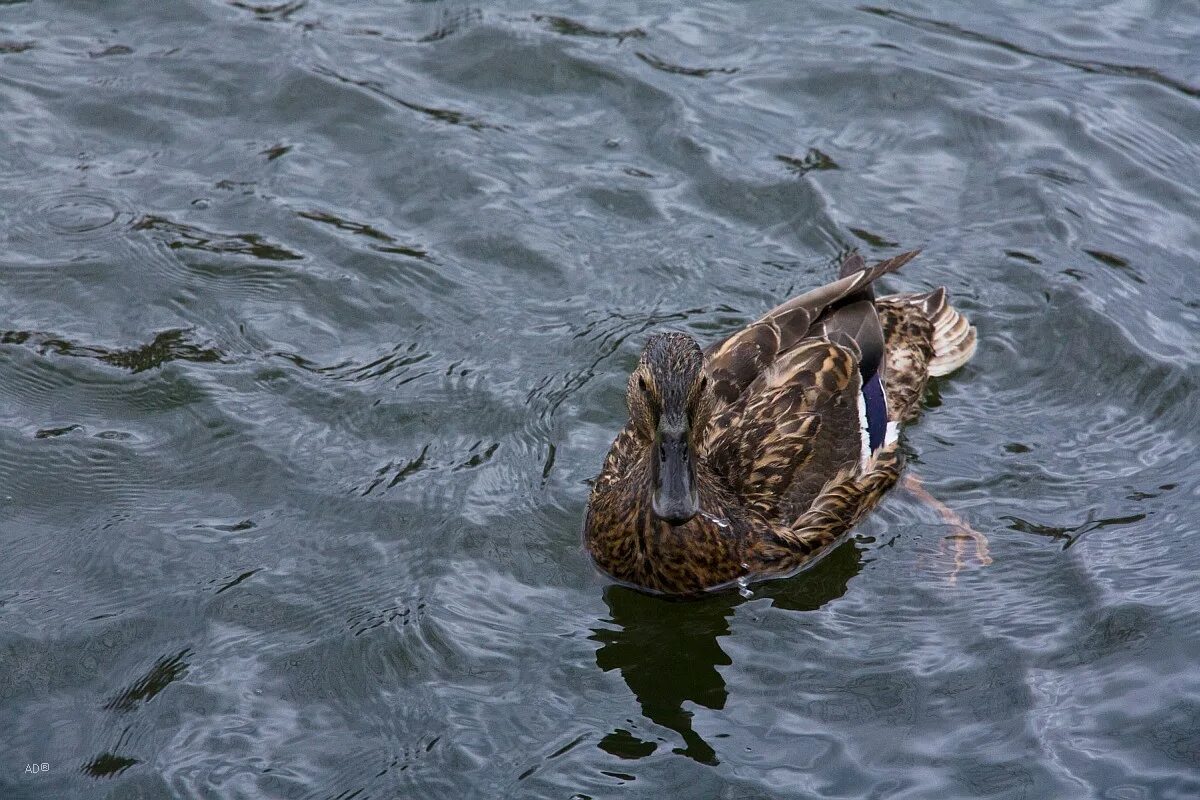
[758,536,865,613]
[591,539,863,765]
[592,586,736,764]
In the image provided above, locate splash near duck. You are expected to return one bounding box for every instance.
[584,251,977,596]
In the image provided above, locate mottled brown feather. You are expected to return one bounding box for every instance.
[875,296,937,422]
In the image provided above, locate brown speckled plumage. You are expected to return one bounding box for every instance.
[584,251,976,596]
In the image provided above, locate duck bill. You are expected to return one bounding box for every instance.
[651,429,699,525]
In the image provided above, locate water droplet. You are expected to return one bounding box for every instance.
[699,511,730,529]
[736,576,753,598]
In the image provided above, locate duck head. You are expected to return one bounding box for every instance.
[626,332,713,525]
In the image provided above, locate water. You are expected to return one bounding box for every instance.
[1,1,1198,797]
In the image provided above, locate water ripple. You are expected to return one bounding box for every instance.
[310,64,504,132]
[1,327,224,373]
[133,214,305,262]
[533,14,646,42]
[860,6,1200,99]
[4,188,137,250]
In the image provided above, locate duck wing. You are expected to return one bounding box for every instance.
[701,250,919,518]
[704,339,862,518]
[703,250,918,409]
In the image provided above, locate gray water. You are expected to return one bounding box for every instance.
[2,1,1199,798]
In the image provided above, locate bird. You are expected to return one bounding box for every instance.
[583,250,977,596]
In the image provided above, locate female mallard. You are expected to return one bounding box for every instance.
[584,250,977,596]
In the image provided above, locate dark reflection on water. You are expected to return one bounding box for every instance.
[594,588,737,765]
[593,542,860,765]
[2,0,1200,797]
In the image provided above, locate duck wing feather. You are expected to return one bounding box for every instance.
[703,250,918,409]
[700,250,920,518]
[704,340,863,518]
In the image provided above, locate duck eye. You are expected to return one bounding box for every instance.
[698,375,709,391]
[637,375,649,393]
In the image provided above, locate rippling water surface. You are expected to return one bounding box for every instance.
[2,1,1199,797]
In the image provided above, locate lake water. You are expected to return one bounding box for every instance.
[2,1,1198,798]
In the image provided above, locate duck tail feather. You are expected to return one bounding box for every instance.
[877,286,978,376]
[920,288,977,376]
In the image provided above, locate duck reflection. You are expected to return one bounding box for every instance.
[591,538,863,765]
[592,585,736,764]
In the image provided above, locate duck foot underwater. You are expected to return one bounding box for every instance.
[903,472,993,586]
[584,250,978,596]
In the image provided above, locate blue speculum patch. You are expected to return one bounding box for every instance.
[862,370,888,451]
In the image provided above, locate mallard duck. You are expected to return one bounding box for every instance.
[584,250,977,596]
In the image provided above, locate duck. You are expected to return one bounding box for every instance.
[584,250,977,596]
